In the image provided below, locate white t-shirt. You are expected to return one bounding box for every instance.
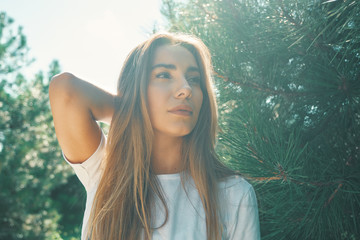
[63,132,260,240]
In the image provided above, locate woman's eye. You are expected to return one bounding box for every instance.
[187,76,201,84]
[156,72,171,79]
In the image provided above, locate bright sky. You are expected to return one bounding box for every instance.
[2,0,166,93]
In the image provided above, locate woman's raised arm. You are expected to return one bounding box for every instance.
[49,72,115,164]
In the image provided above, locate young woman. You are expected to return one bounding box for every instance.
[49,32,260,240]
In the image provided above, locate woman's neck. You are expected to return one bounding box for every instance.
[151,133,183,174]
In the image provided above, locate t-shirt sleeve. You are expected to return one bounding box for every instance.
[62,131,106,192]
[226,181,261,240]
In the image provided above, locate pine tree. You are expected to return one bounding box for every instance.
[161,0,360,239]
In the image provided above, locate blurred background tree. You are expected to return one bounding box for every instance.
[161,0,360,239]
[0,12,85,239]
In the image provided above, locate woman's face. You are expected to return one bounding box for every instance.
[147,44,203,138]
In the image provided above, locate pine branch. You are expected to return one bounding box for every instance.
[245,144,344,188]
[247,172,344,188]
[278,0,301,26]
[214,71,311,97]
[193,1,218,21]
[302,106,340,143]
[277,0,349,64]
[247,143,264,164]
[324,183,343,207]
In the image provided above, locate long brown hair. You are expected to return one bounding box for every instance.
[87,32,235,240]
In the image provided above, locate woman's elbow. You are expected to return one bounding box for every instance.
[49,72,75,92]
[49,72,76,101]
[50,72,74,87]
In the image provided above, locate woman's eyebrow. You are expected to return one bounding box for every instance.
[187,66,200,73]
[151,64,176,70]
[151,64,200,73]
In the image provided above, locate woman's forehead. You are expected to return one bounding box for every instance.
[152,44,198,69]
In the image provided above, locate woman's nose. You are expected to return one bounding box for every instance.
[174,77,192,99]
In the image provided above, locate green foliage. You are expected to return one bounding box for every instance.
[161,0,360,239]
[0,12,33,74]
[0,12,85,239]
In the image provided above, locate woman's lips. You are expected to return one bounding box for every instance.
[168,105,193,116]
[169,110,193,116]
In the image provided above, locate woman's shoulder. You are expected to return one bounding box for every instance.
[218,175,261,239]
[219,174,252,189]
[218,175,255,204]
